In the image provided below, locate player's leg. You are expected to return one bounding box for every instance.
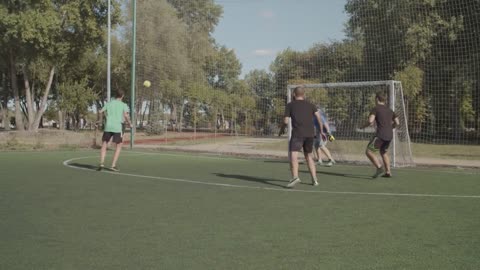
[287,138,302,188]
[380,141,392,177]
[290,151,299,178]
[303,138,318,186]
[366,137,383,178]
[314,138,322,164]
[110,133,123,171]
[98,132,112,170]
[320,145,335,166]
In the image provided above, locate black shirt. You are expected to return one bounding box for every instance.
[370,104,398,141]
[284,100,317,138]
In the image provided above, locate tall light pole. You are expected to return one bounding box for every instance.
[130,0,137,149]
[107,0,111,102]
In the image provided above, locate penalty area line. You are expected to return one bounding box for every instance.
[62,155,480,199]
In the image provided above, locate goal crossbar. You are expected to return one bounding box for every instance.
[287,80,400,90]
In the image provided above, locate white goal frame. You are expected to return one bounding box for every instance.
[287,80,414,168]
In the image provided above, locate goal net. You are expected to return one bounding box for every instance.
[287,81,414,167]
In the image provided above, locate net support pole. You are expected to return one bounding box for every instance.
[399,83,414,165]
[388,80,396,167]
[107,0,111,102]
[129,0,137,150]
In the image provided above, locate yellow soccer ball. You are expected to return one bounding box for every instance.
[143,80,151,88]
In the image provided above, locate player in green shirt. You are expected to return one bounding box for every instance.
[97,90,132,172]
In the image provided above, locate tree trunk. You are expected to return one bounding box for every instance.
[193,103,197,140]
[0,105,8,130]
[147,100,154,124]
[9,51,25,131]
[22,66,35,129]
[245,111,248,136]
[58,110,65,130]
[214,109,218,140]
[140,101,148,128]
[170,102,177,131]
[220,110,225,130]
[135,97,143,128]
[1,72,10,131]
[179,101,185,132]
[31,66,55,131]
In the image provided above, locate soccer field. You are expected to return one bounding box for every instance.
[1,150,479,270]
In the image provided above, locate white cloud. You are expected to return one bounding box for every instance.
[259,10,275,19]
[253,49,276,57]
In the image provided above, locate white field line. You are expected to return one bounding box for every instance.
[4,149,478,174]
[63,155,480,199]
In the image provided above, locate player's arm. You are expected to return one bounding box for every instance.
[314,111,325,136]
[361,114,376,129]
[279,104,291,136]
[392,116,400,129]
[96,107,107,127]
[323,117,331,134]
[123,111,132,128]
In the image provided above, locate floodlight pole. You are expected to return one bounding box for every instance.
[107,0,111,102]
[130,0,137,149]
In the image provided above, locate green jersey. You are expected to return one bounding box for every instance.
[102,100,129,133]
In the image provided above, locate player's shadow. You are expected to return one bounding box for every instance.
[69,163,120,172]
[263,160,289,164]
[213,173,288,188]
[312,170,372,180]
[68,163,99,171]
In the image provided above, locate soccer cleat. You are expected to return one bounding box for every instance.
[325,160,334,167]
[110,166,119,172]
[317,160,324,166]
[312,179,319,186]
[372,167,384,179]
[97,164,104,171]
[287,177,301,188]
[382,173,392,178]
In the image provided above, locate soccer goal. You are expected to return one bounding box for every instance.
[287,81,414,168]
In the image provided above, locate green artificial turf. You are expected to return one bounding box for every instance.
[0,150,479,270]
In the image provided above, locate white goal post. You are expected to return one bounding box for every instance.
[287,80,414,168]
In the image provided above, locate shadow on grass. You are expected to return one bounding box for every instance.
[263,160,289,164]
[68,163,112,171]
[302,170,372,180]
[213,173,288,188]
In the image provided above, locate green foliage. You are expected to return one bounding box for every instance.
[205,46,242,91]
[167,0,223,33]
[0,0,120,131]
[57,79,97,116]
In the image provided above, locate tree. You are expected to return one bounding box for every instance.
[245,69,277,134]
[167,0,223,34]
[345,0,480,140]
[394,65,427,134]
[205,45,242,92]
[57,79,97,130]
[0,0,119,131]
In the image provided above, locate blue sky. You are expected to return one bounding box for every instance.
[212,0,348,77]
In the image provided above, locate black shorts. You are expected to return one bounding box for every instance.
[367,137,391,153]
[289,137,314,153]
[102,132,123,144]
